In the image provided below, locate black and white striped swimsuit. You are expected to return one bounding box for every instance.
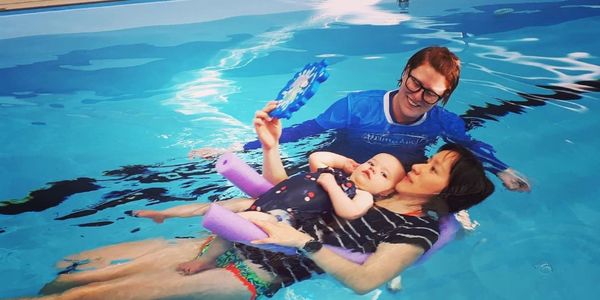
[234,205,439,296]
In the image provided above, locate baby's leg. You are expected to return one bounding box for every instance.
[237,210,279,222]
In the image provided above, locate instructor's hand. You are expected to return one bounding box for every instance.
[498,168,531,192]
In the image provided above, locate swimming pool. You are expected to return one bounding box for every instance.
[1,0,599,298]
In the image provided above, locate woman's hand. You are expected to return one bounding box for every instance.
[253,102,282,150]
[251,219,313,248]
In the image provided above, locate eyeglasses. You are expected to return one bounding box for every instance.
[400,71,445,105]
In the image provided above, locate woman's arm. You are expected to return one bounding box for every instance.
[308,151,358,173]
[310,242,423,294]
[134,198,255,223]
[251,219,424,295]
[254,102,288,185]
[317,173,373,220]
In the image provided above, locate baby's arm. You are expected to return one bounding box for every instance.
[309,151,359,173]
[317,173,373,220]
[254,102,288,185]
[134,198,255,223]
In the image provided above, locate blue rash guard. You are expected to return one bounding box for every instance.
[245,90,508,174]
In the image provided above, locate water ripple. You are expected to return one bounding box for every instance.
[472,43,600,91]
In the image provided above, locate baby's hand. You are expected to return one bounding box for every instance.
[317,173,336,187]
[132,210,166,224]
[343,158,359,174]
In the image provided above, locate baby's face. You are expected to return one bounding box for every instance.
[350,153,405,197]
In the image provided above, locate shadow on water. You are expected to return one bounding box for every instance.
[0,160,230,225]
[462,79,600,129]
[0,34,251,102]
[441,0,600,36]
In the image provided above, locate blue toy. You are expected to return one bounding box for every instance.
[269,60,329,119]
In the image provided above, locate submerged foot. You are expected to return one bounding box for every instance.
[176,259,216,276]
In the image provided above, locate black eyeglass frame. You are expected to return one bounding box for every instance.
[398,70,446,105]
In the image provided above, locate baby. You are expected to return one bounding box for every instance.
[244,150,405,224]
[135,151,404,223]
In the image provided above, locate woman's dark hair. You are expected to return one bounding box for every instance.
[433,143,495,213]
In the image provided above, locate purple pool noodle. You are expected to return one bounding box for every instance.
[324,216,459,265]
[203,203,265,242]
[216,152,274,198]
[323,245,369,264]
[416,215,459,264]
[203,203,370,263]
[203,203,296,255]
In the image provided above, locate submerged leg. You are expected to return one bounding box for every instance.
[173,211,277,276]
[56,238,170,270]
[38,268,259,300]
[42,238,210,294]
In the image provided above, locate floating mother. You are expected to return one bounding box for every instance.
[38,104,495,300]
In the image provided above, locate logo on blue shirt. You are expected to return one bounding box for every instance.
[361,133,429,146]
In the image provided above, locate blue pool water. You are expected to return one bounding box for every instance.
[1,0,599,298]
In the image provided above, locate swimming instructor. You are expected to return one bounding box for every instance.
[192,46,530,192]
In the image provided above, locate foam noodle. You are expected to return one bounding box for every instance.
[416,215,459,264]
[216,152,274,198]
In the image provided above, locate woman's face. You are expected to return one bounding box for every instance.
[395,150,459,197]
